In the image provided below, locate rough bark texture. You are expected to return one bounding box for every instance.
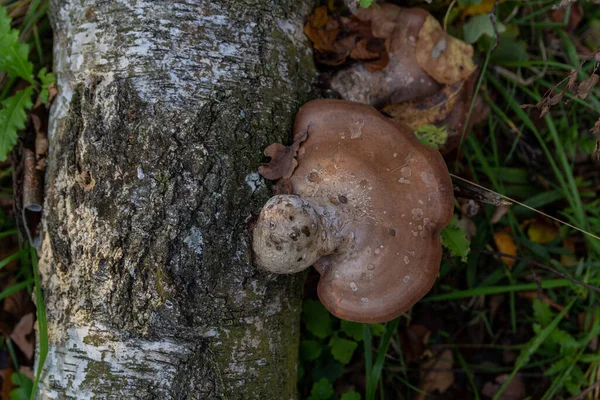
[39,1,316,398]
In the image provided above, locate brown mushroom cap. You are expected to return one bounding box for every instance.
[255,99,454,323]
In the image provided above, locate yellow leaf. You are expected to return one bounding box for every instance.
[462,0,506,18]
[527,221,558,244]
[493,231,517,268]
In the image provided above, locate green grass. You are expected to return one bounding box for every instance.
[0,0,50,398]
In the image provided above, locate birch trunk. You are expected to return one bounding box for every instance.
[38,1,316,398]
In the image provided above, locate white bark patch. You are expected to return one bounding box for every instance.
[39,324,188,399]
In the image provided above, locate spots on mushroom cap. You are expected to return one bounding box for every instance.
[412,208,424,220]
[403,275,410,283]
[350,119,365,139]
[350,282,358,291]
[361,297,369,303]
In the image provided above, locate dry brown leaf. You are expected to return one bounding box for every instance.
[304,6,339,53]
[493,230,517,268]
[400,324,431,364]
[1,368,15,400]
[416,349,454,400]
[561,236,578,267]
[415,15,476,85]
[350,39,380,61]
[10,313,34,360]
[482,374,527,400]
[31,114,48,171]
[383,81,464,129]
[258,131,308,181]
[490,204,511,224]
[577,73,599,99]
[551,3,583,31]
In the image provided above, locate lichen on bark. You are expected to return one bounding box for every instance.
[39,0,317,398]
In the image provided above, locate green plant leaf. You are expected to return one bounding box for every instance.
[0,7,33,82]
[329,336,358,364]
[359,0,373,8]
[9,373,32,400]
[37,68,55,105]
[300,340,323,361]
[369,323,386,337]
[532,298,553,327]
[341,320,364,341]
[303,299,332,339]
[463,14,506,44]
[0,86,34,161]
[414,125,448,150]
[341,391,362,400]
[308,378,334,400]
[441,217,471,262]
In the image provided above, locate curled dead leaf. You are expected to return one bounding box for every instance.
[258,131,308,181]
[481,374,527,400]
[415,15,476,85]
[577,73,599,100]
[416,349,454,400]
[304,6,339,53]
[383,81,464,129]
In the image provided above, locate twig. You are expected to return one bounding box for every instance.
[567,380,600,400]
[475,249,600,295]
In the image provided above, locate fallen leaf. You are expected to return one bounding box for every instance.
[551,3,583,31]
[1,368,15,400]
[258,130,308,181]
[481,373,526,400]
[383,81,464,129]
[577,73,599,100]
[400,324,430,364]
[490,204,511,224]
[527,221,558,244]
[561,237,578,267]
[416,15,476,85]
[10,313,34,360]
[461,0,506,18]
[304,6,339,52]
[31,113,48,171]
[493,230,517,268]
[416,349,454,400]
[350,38,379,60]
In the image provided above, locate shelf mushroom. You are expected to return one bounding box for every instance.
[253,99,454,323]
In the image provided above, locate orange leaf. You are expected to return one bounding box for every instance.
[461,0,506,18]
[304,6,340,53]
[493,231,517,268]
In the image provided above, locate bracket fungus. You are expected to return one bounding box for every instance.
[253,99,454,323]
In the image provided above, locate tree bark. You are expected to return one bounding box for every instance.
[39,1,316,398]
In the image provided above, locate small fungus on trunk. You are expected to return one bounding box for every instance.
[253,99,454,323]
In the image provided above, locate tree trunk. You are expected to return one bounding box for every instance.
[38,1,316,398]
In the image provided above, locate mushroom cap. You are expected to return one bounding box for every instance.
[289,99,453,323]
